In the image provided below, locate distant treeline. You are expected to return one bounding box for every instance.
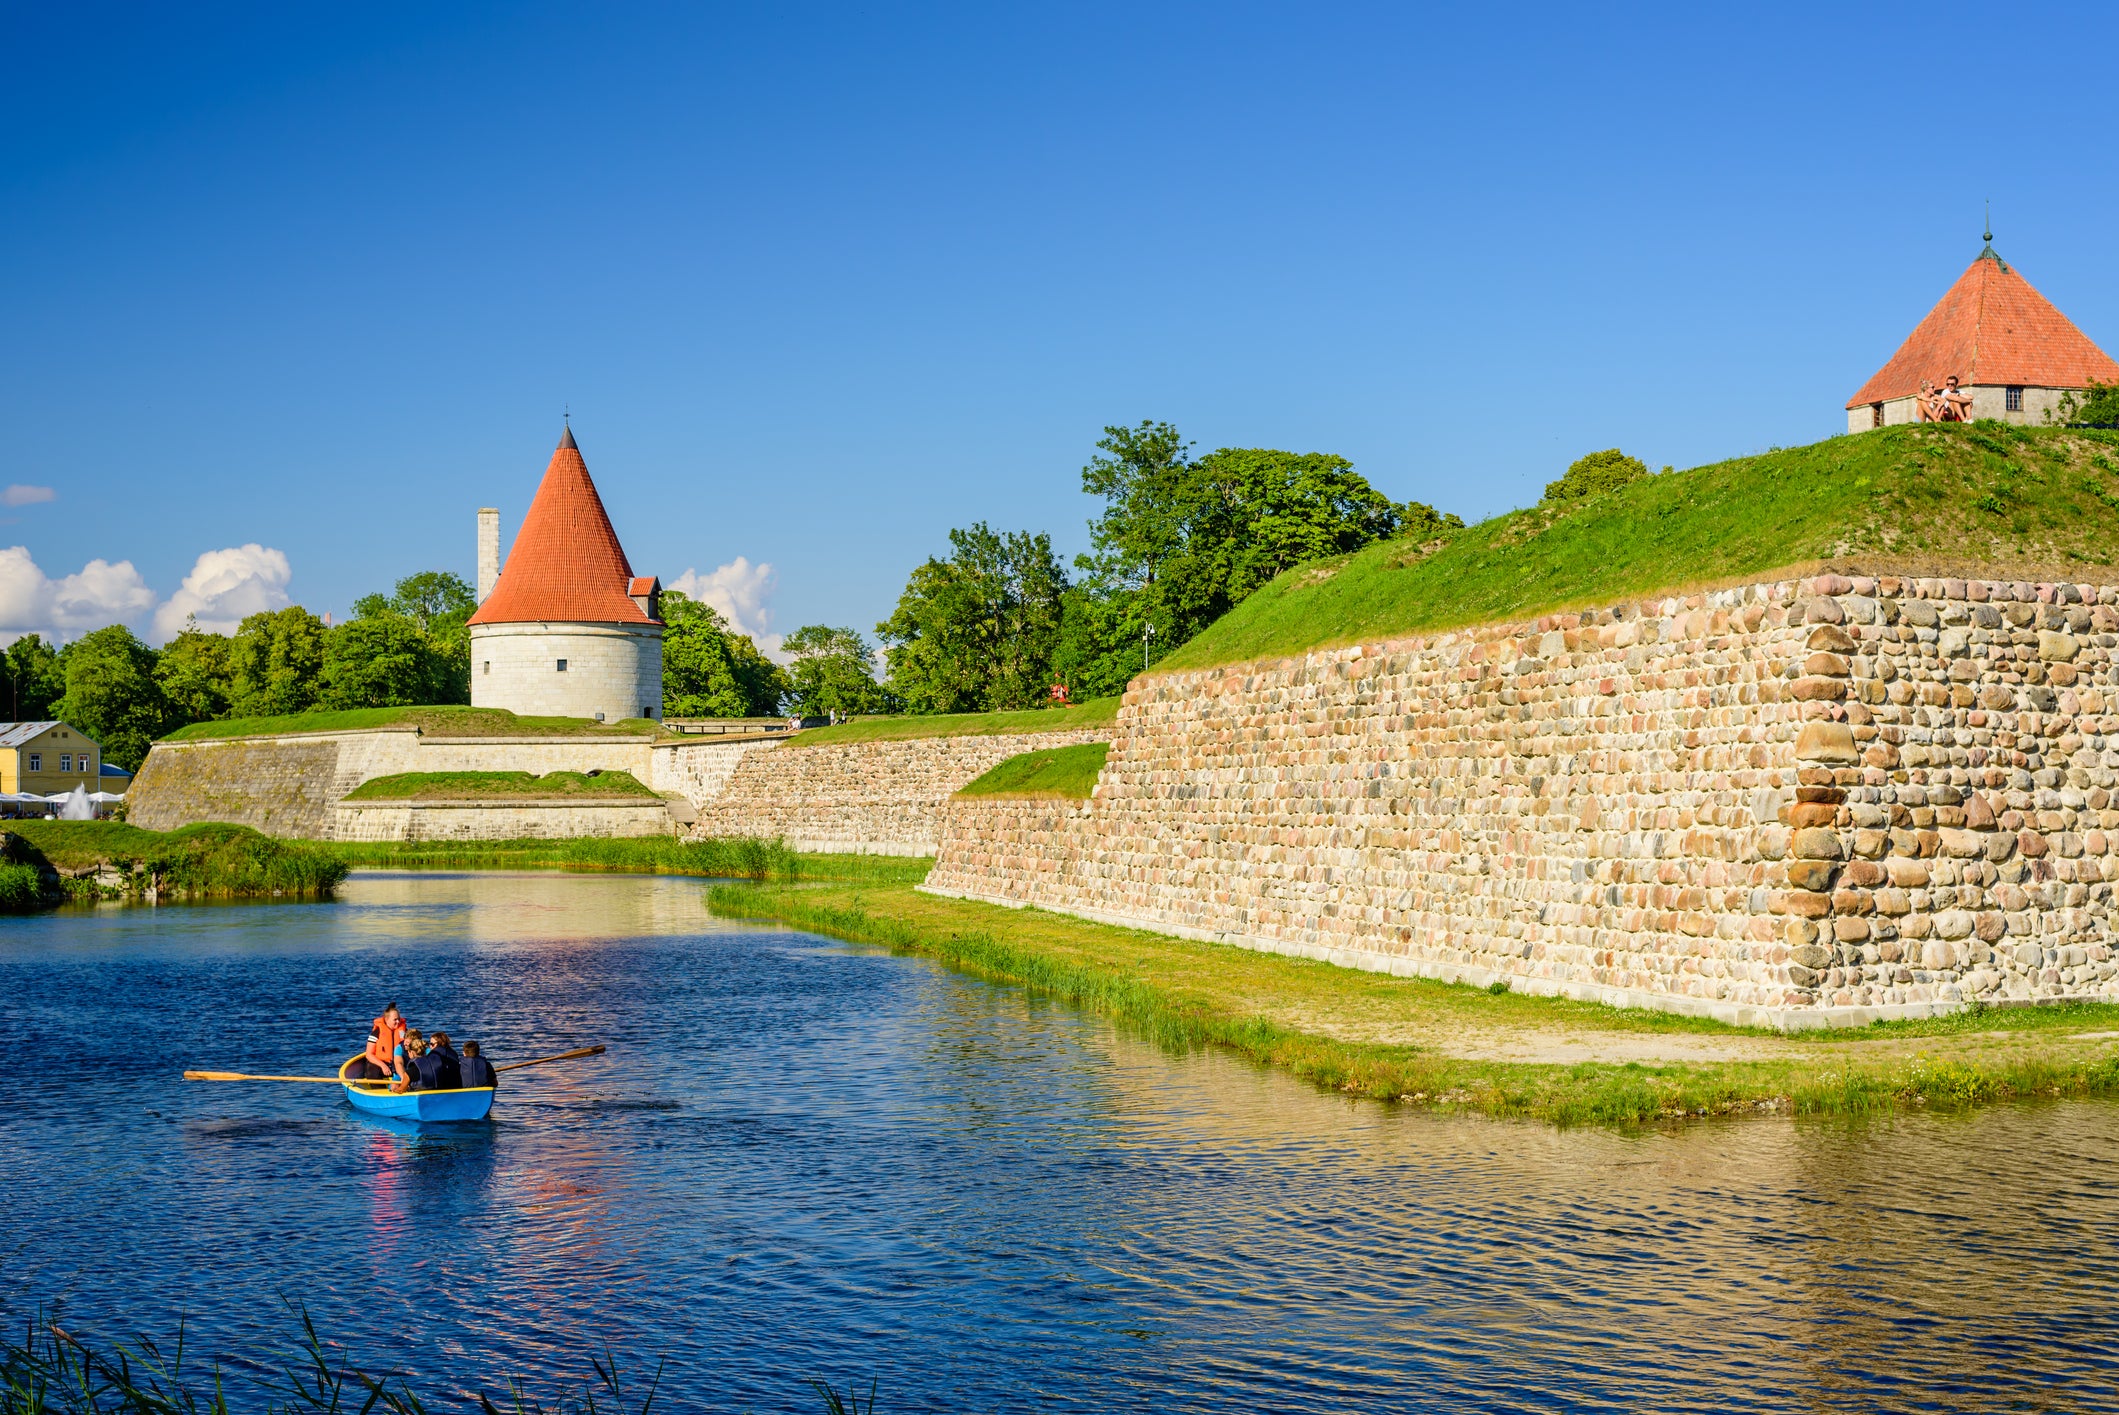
[6,422,1462,770]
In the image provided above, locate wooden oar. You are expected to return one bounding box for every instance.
[185,1070,360,1083]
[493,1045,606,1073]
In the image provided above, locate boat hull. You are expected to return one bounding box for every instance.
[339,1055,495,1121]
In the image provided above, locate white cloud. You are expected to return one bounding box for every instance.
[152,544,294,639]
[3,485,56,507]
[0,546,157,645]
[667,557,788,659]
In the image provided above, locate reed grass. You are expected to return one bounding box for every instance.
[708,882,2119,1127]
[320,835,932,885]
[5,823,349,906]
[0,1306,867,1413]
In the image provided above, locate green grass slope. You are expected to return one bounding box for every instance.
[1166,423,2119,671]
[165,706,668,742]
[956,742,1111,799]
[342,770,660,801]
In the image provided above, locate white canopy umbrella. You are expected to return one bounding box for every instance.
[87,791,126,804]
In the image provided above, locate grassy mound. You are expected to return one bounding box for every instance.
[957,742,1110,799]
[8,821,349,900]
[342,769,660,802]
[163,705,668,742]
[1166,423,2119,670]
[790,696,1119,747]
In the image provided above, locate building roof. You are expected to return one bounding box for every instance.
[1848,247,2119,408]
[0,722,63,748]
[467,428,660,627]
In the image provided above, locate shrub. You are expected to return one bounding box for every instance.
[0,861,49,912]
[2053,380,2119,428]
[1543,448,1650,504]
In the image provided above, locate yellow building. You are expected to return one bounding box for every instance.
[0,722,106,795]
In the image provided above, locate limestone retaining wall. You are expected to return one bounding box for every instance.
[689,730,1113,855]
[925,573,2119,1028]
[333,798,677,841]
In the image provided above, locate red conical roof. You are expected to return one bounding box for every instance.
[1847,248,2119,408]
[468,428,659,626]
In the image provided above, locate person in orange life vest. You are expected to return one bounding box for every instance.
[360,1004,406,1080]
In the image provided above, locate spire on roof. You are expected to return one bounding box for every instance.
[559,423,577,451]
[467,429,658,627]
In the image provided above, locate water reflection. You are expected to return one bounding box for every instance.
[2,873,2117,1411]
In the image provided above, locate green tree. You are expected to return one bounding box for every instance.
[1075,421,1408,656]
[1050,583,1172,702]
[3,635,65,721]
[1544,448,1650,504]
[661,590,787,718]
[1401,499,1467,544]
[2054,381,2119,427]
[321,611,446,709]
[347,571,475,704]
[229,606,329,716]
[53,625,173,771]
[878,523,1068,713]
[154,620,235,724]
[783,624,890,718]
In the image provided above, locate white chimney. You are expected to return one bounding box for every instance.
[477,508,500,602]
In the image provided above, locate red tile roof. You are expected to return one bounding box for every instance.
[467,429,660,626]
[1847,248,2119,408]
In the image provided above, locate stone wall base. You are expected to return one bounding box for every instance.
[333,799,676,841]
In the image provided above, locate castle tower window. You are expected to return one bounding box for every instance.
[2006,385,2024,411]
[557,659,568,672]
[483,661,490,675]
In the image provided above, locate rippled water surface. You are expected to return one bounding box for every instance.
[5,871,2119,1412]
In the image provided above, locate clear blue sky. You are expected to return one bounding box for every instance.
[6,2,2117,646]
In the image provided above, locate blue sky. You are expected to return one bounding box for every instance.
[5,2,2117,648]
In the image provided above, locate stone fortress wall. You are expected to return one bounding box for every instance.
[128,723,1109,851]
[923,572,2119,1028]
[687,730,1113,854]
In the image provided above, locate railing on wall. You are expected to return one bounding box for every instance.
[661,716,828,737]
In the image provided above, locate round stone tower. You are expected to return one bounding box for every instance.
[467,426,664,723]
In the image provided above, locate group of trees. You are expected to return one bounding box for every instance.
[4,419,1464,766]
[874,421,1461,710]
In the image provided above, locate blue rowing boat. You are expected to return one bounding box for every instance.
[338,1054,495,1122]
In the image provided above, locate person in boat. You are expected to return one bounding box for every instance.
[459,1040,497,1090]
[428,1031,463,1090]
[359,1003,407,1081]
[392,1033,449,1093]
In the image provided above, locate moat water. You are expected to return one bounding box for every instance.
[4,871,2117,1412]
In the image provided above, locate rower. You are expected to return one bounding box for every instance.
[460,1041,497,1090]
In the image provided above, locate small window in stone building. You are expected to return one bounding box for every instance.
[2006,385,2024,412]
[483,661,490,675]
[1872,402,1884,428]
[557,659,568,672]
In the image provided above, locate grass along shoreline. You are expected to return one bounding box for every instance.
[3,822,348,907]
[320,834,931,884]
[708,881,2119,1126]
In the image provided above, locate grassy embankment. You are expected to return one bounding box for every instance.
[956,742,1109,799]
[341,769,660,801]
[790,696,1119,747]
[3,821,348,906]
[163,704,670,741]
[1166,422,2119,670]
[711,880,2119,1126]
[320,834,931,885]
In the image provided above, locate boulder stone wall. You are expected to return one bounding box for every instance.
[923,573,2119,1028]
[689,730,1113,855]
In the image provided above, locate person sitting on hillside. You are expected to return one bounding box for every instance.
[460,1040,497,1091]
[1916,380,1945,422]
[1940,375,1974,422]
[428,1031,464,1090]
